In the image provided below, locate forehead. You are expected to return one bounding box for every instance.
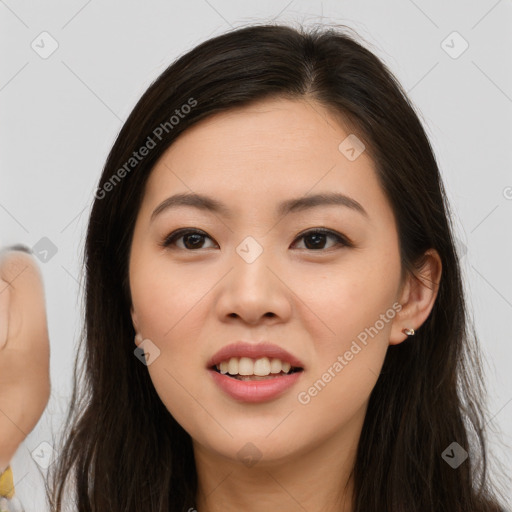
[158,97,356,169]
[142,97,390,223]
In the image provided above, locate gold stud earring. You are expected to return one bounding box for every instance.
[402,327,415,336]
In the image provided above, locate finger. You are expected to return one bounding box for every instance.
[0,250,49,357]
[0,277,9,350]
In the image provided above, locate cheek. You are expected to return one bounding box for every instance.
[131,258,212,340]
[130,261,215,430]
[289,253,401,351]
[289,253,400,409]
[289,282,395,442]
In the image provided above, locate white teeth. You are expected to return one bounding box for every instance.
[238,357,253,375]
[216,356,297,376]
[228,357,238,375]
[281,361,291,373]
[253,357,270,376]
[269,358,282,374]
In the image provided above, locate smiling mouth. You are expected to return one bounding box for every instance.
[210,356,304,381]
[211,367,303,381]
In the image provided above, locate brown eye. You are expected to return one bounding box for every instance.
[292,229,350,251]
[161,228,351,252]
[162,229,217,250]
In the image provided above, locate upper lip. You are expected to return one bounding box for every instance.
[207,341,305,369]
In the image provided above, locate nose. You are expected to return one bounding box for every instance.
[214,241,292,326]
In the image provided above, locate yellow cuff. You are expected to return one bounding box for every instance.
[0,465,15,499]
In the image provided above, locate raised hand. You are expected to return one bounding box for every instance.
[0,247,50,473]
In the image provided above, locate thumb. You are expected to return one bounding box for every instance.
[0,278,9,351]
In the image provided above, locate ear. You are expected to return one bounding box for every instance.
[389,248,442,345]
[130,306,143,347]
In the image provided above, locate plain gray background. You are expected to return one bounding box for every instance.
[1,0,511,509]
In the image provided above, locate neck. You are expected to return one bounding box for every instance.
[193,412,363,512]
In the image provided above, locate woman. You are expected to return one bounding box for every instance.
[32,22,508,511]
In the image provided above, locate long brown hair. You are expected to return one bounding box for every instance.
[46,23,508,511]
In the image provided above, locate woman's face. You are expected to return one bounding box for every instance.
[129,97,408,465]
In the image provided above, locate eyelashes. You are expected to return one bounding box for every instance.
[161,227,353,252]
[162,229,216,251]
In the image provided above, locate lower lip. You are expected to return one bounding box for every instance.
[208,369,304,403]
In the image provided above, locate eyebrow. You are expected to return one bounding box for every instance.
[150,191,368,221]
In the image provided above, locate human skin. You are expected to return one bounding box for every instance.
[129,97,442,512]
[0,249,50,472]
